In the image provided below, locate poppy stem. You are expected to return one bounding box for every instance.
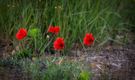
[34,37,37,51]
[19,41,23,51]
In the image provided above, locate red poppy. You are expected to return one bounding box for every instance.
[48,26,60,34]
[53,26,60,34]
[48,26,54,33]
[83,33,94,46]
[16,28,27,40]
[53,37,65,50]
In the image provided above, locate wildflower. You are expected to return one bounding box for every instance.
[48,26,54,33]
[53,26,60,34]
[53,37,65,50]
[46,35,50,39]
[83,33,94,46]
[48,26,60,34]
[55,5,63,11]
[16,28,27,40]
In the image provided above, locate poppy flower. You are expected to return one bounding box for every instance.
[83,33,94,46]
[48,26,54,33]
[53,26,60,34]
[48,26,60,34]
[53,37,65,50]
[16,28,27,40]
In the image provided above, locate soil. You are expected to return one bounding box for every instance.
[0,39,13,58]
[0,65,31,80]
[85,44,135,80]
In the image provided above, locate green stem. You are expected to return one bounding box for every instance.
[34,37,37,50]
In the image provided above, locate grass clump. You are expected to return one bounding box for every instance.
[20,57,90,80]
[0,0,134,54]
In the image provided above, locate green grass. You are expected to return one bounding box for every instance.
[19,57,89,80]
[0,0,134,54]
[0,1,135,79]
[0,57,89,80]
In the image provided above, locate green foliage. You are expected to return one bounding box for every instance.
[13,49,32,59]
[0,1,134,79]
[44,63,81,80]
[28,28,40,38]
[0,0,134,54]
[79,71,91,80]
[21,58,82,80]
